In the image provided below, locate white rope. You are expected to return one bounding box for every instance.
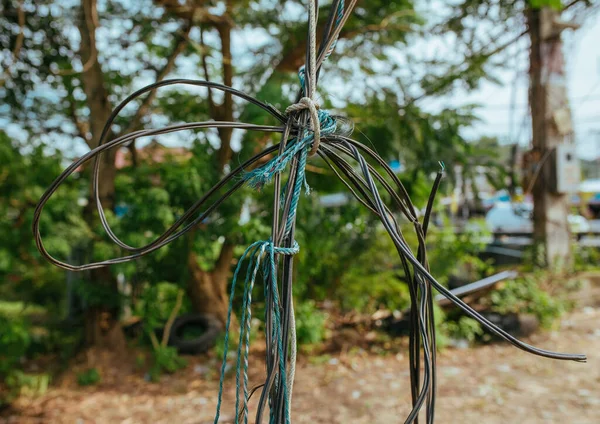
[285,97,321,156]
[283,0,319,409]
[287,301,297,406]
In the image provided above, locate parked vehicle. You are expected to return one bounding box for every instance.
[485,202,590,234]
[580,179,600,218]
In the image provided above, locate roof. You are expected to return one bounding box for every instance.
[115,141,192,169]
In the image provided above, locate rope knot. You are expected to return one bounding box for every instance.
[269,240,300,256]
[286,97,322,157]
[286,97,337,157]
[244,102,336,191]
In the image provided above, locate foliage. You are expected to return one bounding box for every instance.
[132,282,189,381]
[0,315,48,406]
[425,218,492,285]
[134,282,191,333]
[485,275,566,328]
[148,346,187,382]
[337,229,412,313]
[0,131,86,312]
[572,244,600,273]
[294,300,327,346]
[0,315,31,378]
[0,301,46,319]
[442,316,484,343]
[76,368,101,387]
[3,371,50,405]
[529,0,563,10]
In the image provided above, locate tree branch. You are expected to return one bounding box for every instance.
[68,96,90,143]
[197,26,216,116]
[404,29,529,108]
[0,0,26,87]
[123,23,192,136]
[78,0,112,148]
[57,0,99,76]
[215,18,234,168]
[161,288,184,346]
[11,0,25,64]
[214,240,235,274]
[154,0,234,26]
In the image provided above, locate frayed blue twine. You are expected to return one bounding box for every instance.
[244,109,336,191]
[214,239,299,424]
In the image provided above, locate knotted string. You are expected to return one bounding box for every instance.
[214,240,299,424]
[243,108,335,191]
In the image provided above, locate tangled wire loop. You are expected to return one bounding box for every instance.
[32,1,585,423]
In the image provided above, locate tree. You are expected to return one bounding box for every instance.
[2,0,566,347]
[0,131,88,313]
[2,0,193,347]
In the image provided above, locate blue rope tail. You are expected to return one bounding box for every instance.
[214,241,263,424]
[244,108,337,192]
[213,240,299,424]
[234,242,266,422]
[224,58,337,424]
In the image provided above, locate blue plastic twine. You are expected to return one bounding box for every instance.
[216,3,344,418]
[213,240,299,424]
[244,109,336,191]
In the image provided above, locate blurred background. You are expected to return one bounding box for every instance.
[1,0,599,423]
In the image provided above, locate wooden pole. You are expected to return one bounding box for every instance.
[527,6,574,267]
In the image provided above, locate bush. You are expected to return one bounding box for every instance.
[148,346,187,382]
[485,275,566,328]
[426,218,492,285]
[0,316,31,378]
[337,229,411,313]
[0,316,40,406]
[3,371,50,405]
[442,316,483,343]
[77,368,101,386]
[294,300,327,346]
[572,244,600,272]
[134,282,192,336]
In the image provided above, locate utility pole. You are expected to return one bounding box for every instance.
[527,6,579,267]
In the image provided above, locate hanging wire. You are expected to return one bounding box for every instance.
[33,1,586,423]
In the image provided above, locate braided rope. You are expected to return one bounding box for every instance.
[286,97,321,157]
[214,240,299,424]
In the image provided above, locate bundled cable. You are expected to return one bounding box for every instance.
[33,1,585,423]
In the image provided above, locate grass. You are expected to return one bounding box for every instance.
[0,301,47,318]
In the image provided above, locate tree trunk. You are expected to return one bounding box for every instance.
[78,0,124,348]
[187,242,235,325]
[186,14,237,323]
[527,7,572,267]
[83,267,127,350]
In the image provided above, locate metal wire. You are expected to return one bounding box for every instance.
[32,1,586,423]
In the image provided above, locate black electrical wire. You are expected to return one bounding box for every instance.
[32,1,586,423]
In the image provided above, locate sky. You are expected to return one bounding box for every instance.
[458,13,600,159]
[2,2,598,161]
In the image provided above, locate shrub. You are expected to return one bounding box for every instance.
[572,244,600,272]
[485,275,566,328]
[0,316,31,378]
[76,368,101,386]
[148,346,187,382]
[442,316,483,343]
[294,300,327,346]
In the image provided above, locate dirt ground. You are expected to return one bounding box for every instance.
[3,305,599,424]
